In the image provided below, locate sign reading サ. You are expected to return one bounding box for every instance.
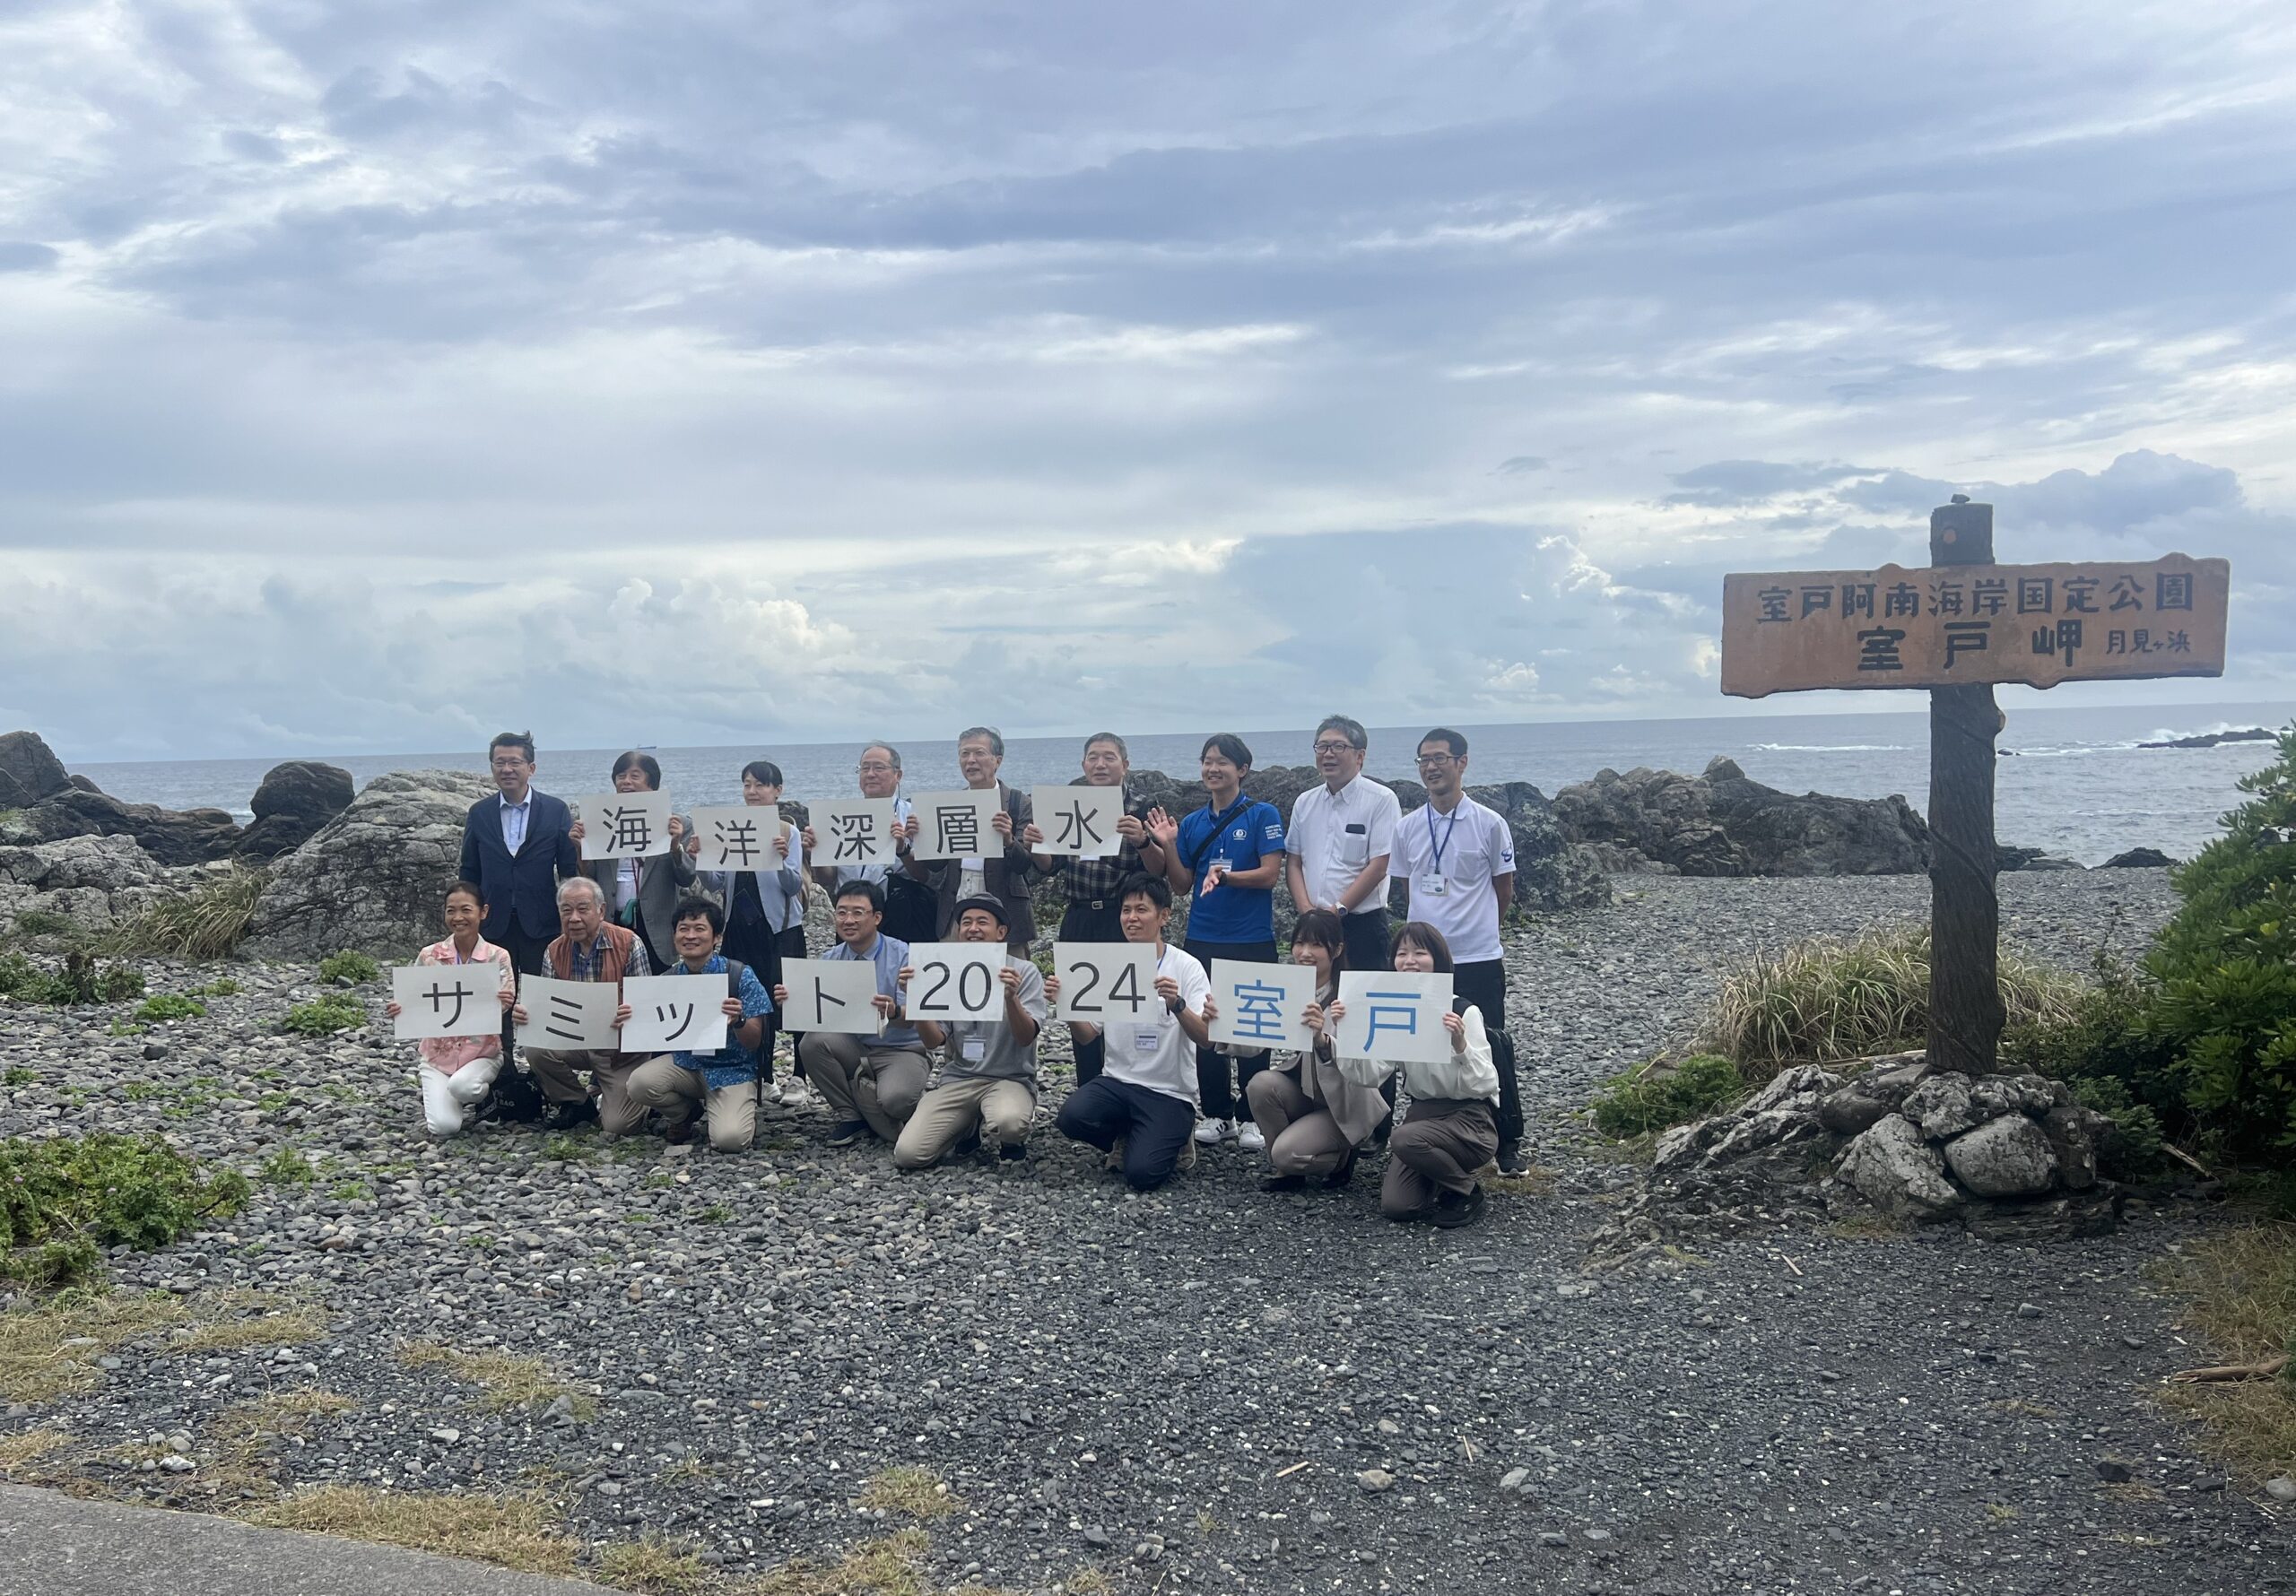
[1720,555,2229,698]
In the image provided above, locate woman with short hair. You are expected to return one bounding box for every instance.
[571,749,693,974]
[383,880,517,1138]
[695,759,811,1104]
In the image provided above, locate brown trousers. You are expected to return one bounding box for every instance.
[526,1048,653,1135]
[1382,1097,1498,1219]
[626,1055,758,1153]
[892,1077,1036,1168]
[1244,1070,1356,1177]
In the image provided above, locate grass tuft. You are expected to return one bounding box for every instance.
[281,993,367,1036]
[243,1486,578,1577]
[0,1289,187,1401]
[100,870,266,960]
[857,1465,961,1520]
[396,1340,596,1417]
[170,1302,327,1354]
[596,1535,720,1593]
[2154,1222,2296,1484]
[748,1529,933,1596]
[0,1427,67,1475]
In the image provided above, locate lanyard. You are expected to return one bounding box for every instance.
[1426,803,1461,873]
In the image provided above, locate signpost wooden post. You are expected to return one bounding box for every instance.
[1721,499,2231,1075]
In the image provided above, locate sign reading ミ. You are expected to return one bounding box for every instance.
[1721,555,2229,698]
[514,976,622,1052]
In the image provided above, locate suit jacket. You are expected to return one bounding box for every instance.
[930,781,1044,951]
[458,790,578,944]
[582,832,698,956]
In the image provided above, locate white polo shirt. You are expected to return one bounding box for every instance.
[1285,774,1402,918]
[1389,794,1517,964]
[1104,944,1212,1105]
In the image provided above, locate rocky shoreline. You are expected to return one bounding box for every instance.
[3,868,2284,1592]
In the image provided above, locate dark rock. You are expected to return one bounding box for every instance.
[1551,757,1930,877]
[1815,1053,1934,1136]
[0,731,73,809]
[65,774,100,794]
[233,814,325,862]
[2040,1105,2102,1191]
[250,760,355,823]
[2100,847,2178,870]
[1,788,240,865]
[2095,1460,2134,1484]
[2138,727,2271,750]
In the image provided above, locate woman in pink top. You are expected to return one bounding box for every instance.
[384,880,517,1137]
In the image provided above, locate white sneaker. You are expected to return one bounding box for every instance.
[1193,1117,1228,1146]
[1236,1122,1266,1153]
[778,1079,813,1108]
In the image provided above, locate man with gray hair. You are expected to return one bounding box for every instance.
[928,725,1048,953]
[804,740,937,946]
[1285,714,1402,975]
[511,874,651,1133]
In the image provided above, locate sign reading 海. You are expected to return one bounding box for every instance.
[1721,555,2228,698]
[574,791,675,860]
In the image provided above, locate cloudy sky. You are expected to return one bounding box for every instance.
[4,1,2294,760]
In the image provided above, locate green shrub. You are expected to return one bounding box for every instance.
[96,965,144,1002]
[197,978,241,997]
[2140,725,2296,1165]
[1695,922,2085,1078]
[0,1133,252,1290]
[2,1066,32,1088]
[281,993,367,1036]
[134,993,206,1025]
[13,908,81,943]
[100,868,265,960]
[1588,1053,1746,1139]
[259,1147,316,1186]
[317,950,380,987]
[0,951,145,1006]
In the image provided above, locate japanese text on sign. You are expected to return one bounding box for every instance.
[1050,941,1158,1024]
[909,789,1003,862]
[1206,959,1317,1054]
[815,800,899,872]
[1720,556,2229,697]
[575,791,676,861]
[689,806,785,872]
[390,963,504,1040]
[1031,785,1124,858]
[514,976,622,1051]
[620,974,732,1054]
[1335,970,1455,1064]
[778,958,883,1036]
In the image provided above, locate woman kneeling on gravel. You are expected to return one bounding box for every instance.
[1329,922,1499,1228]
[385,880,517,1138]
[1205,910,1385,1193]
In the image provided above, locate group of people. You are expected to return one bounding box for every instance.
[402,719,1524,1227]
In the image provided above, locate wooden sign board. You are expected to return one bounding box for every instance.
[1720,555,2228,698]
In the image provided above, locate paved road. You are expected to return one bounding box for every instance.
[0,1485,604,1596]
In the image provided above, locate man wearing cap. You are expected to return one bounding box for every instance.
[892,894,1048,1169]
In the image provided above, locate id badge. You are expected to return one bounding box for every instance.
[1422,873,1448,898]
[1130,1025,1161,1056]
[961,1037,987,1063]
[1209,854,1233,874]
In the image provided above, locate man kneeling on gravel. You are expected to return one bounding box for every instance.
[892,894,1047,1169]
[776,880,940,1148]
[514,876,647,1134]
[625,896,774,1153]
[1048,874,1210,1191]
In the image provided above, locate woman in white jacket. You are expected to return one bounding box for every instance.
[1330,922,1500,1228]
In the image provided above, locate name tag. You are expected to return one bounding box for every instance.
[1421,873,1448,898]
[961,1037,987,1063]
[1131,1026,1161,1056]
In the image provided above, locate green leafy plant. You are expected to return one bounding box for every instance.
[100,869,266,960]
[1,1067,32,1088]
[0,951,144,1007]
[197,978,241,997]
[12,908,80,943]
[134,993,207,1025]
[1588,1053,1746,1139]
[281,993,367,1036]
[259,1146,316,1187]
[317,950,380,986]
[0,1133,252,1290]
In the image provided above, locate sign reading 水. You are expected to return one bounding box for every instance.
[1335,970,1454,1064]
[1720,555,2229,698]
[1031,785,1124,858]
[1206,959,1317,1054]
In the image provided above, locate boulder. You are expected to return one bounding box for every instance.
[233,760,357,863]
[1551,757,1930,877]
[1901,1073,1986,1140]
[2101,847,2178,870]
[0,788,240,865]
[2041,1105,2102,1191]
[11,834,165,891]
[247,768,493,958]
[1968,1073,2060,1119]
[1960,1187,2122,1243]
[1815,1052,1935,1136]
[1943,1115,2061,1197]
[0,731,72,809]
[1836,1115,1963,1219]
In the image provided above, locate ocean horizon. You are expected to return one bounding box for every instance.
[57,699,2296,868]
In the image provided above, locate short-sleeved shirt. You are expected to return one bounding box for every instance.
[668,954,777,1089]
[939,956,1048,1088]
[1176,798,1284,943]
[1285,775,1402,918]
[1390,796,1517,964]
[1104,944,1212,1105]
[822,931,922,1049]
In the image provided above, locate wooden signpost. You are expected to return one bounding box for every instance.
[1721,499,2231,1074]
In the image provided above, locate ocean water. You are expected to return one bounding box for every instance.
[69,700,2296,866]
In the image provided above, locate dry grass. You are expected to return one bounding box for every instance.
[0,1427,67,1475]
[1061,1572,1114,1596]
[1692,921,2086,1077]
[596,1536,720,1594]
[217,1388,356,1440]
[395,1340,597,1417]
[170,1302,328,1354]
[746,1529,932,1596]
[242,1486,580,1577]
[857,1465,961,1520]
[2154,1223,2296,1485]
[1484,1164,1556,1198]
[100,868,267,960]
[0,1289,187,1401]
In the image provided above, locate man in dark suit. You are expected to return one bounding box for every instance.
[458,730,579,978]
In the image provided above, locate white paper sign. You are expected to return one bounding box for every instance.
[904,942,1007,1022]
[390,963,503,1040]
[621,973,732,1054]
[575,791,674,861]
[515,976,623,1052]
[909,788,1003,862]
[778,958,884,1036]
[689,806,787,872]
[1335,970,1455,1064]
[1051,941,1159,1025]
[1031,785,1124,858]
[1207,959,1318,1054]
[816,798,899,873]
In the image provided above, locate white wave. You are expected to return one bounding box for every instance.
[1749,742,1910,753]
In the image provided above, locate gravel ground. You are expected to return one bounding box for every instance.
[4,868,2291,1594]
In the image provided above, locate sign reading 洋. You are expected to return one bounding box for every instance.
[1720,555,2229,698]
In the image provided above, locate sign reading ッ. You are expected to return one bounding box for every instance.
[1721,555,2229,698]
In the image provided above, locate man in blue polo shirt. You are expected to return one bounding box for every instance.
[1146,733,1285,1149]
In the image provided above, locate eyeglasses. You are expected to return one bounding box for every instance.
[1311,740,1358,755]
[857,762,895,775]
[1416,754,1458,768]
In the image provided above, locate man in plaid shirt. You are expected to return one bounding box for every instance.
[1038,733,1165,1085]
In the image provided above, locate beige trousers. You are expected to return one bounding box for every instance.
[1382,1097,1499,1218]
[892,1077,1036,1168]
[797,1033,930,1143]
[1244,1069,1356,1177]
[525,1048,653,1136]
[626,1054,758,1153]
